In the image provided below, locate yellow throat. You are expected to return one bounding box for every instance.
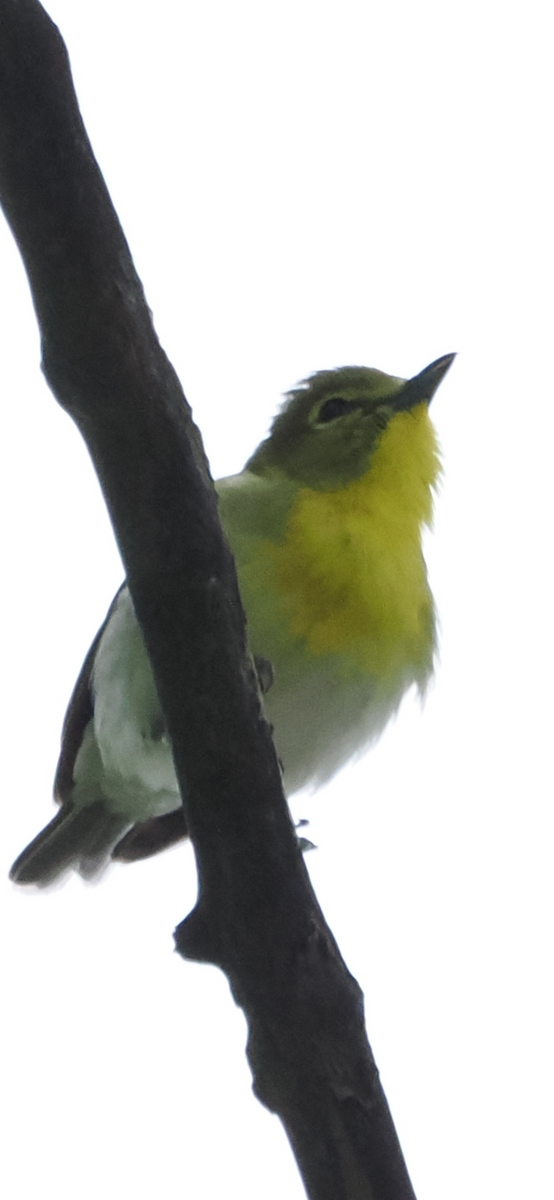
[261,402,440,683]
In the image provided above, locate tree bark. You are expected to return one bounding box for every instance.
[0,4,418,1197]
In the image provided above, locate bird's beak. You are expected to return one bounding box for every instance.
[394,353,456,411]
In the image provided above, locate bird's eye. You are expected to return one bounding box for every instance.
[316,396,359,424]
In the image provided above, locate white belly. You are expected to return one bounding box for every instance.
[73,587,414,821]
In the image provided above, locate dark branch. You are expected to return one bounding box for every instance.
[0,4,418,1197]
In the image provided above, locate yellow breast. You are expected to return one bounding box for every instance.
[259,403,441,684]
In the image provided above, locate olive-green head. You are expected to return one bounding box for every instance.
[246,354,455,490]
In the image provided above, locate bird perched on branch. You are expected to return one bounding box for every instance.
[10,353,454,885]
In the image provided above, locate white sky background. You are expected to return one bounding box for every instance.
[1,1,552,1196]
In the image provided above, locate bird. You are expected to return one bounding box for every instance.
[10,353,455,885]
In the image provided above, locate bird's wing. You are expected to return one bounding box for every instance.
[53,584,126,805]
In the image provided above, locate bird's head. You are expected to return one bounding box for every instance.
[246,354,455,490]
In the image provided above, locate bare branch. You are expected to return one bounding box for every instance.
[0,4,418,1196]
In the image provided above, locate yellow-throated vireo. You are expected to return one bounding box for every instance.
[11,353,454,884]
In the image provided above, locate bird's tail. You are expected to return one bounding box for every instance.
[10,802,130,886]
[112,808,188,861]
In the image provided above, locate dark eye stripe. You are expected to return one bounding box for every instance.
[317,396,359,423]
